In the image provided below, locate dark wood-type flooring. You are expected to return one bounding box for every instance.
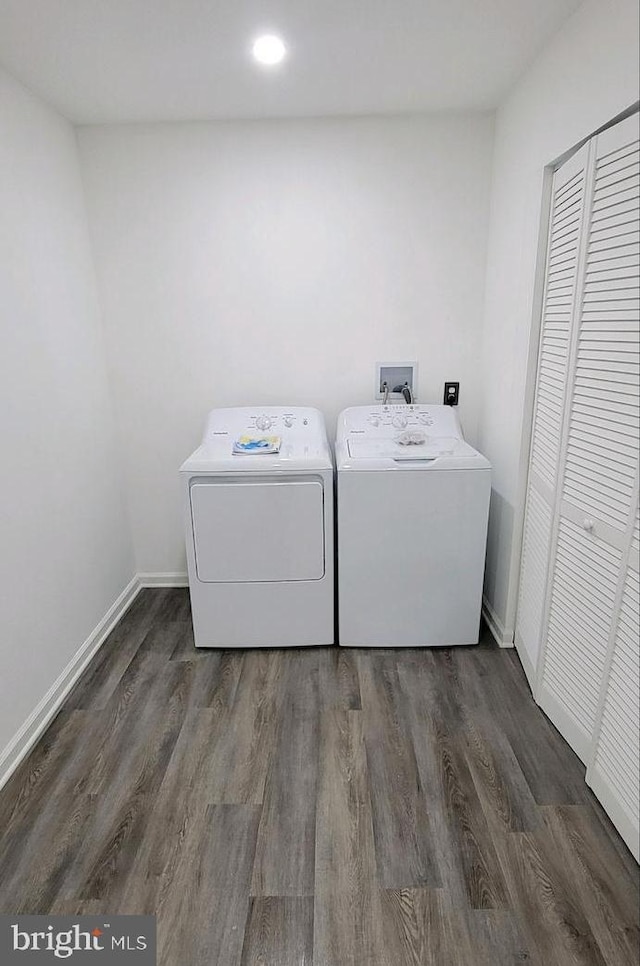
[0,589,637,964]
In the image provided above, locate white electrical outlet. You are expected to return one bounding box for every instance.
[375,361,418,401]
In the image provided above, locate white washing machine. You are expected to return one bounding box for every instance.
[336,404,490,647]
[180,407,334,648]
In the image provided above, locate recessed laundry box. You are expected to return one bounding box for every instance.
[181,407,334,648]
[336,404,491,647]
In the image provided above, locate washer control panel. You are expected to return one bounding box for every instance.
[338,404,463,440]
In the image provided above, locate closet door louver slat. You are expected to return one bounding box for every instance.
[588,509,640,862]
[530,153,587,493]
[514,148,588,676]
[541,520,623,758]
[562,127,640,533]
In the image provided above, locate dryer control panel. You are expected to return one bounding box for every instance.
[203,406,326,443]
[337,404,463,441]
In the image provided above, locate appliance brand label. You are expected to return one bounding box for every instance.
[0,917,156,964]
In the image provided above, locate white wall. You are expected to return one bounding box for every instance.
[0,68,135,761]
[478,0,640,657]
[79,114,494,576]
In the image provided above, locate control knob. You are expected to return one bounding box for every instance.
[368,415,380,427]
[255,415,273,431]
[392,413,408,429]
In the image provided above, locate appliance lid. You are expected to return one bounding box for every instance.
[180,437,332,473]
[340,435,490,471]
[181,405,333,473]
[347,436,473,460]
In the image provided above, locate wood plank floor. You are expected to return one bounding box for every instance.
[0,588,637,965]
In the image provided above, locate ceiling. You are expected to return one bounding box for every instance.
[0,0,583,124]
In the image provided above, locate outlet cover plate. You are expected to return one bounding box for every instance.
[443,381,460,406]
[375,361,418,400]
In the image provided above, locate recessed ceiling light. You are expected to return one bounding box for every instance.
[252,34,287,66]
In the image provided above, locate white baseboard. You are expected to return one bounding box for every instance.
[515,643,536,701]
[138,571,189,588]
[0,575,141,794]
[513,633,538,695]
[482,596,515,648]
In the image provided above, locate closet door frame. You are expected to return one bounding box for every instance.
[512,106,640,682]
[506,168,554,677]
[513,106,639,857]
[532,112,640,763]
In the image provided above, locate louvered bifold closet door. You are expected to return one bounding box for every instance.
[587,507,640,861]
[515,146,589,678]
[538,112,640,763]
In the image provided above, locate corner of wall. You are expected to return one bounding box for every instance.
[0,576,141,794]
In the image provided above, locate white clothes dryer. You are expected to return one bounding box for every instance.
[336,404,490,647]
[180,407,334,648]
